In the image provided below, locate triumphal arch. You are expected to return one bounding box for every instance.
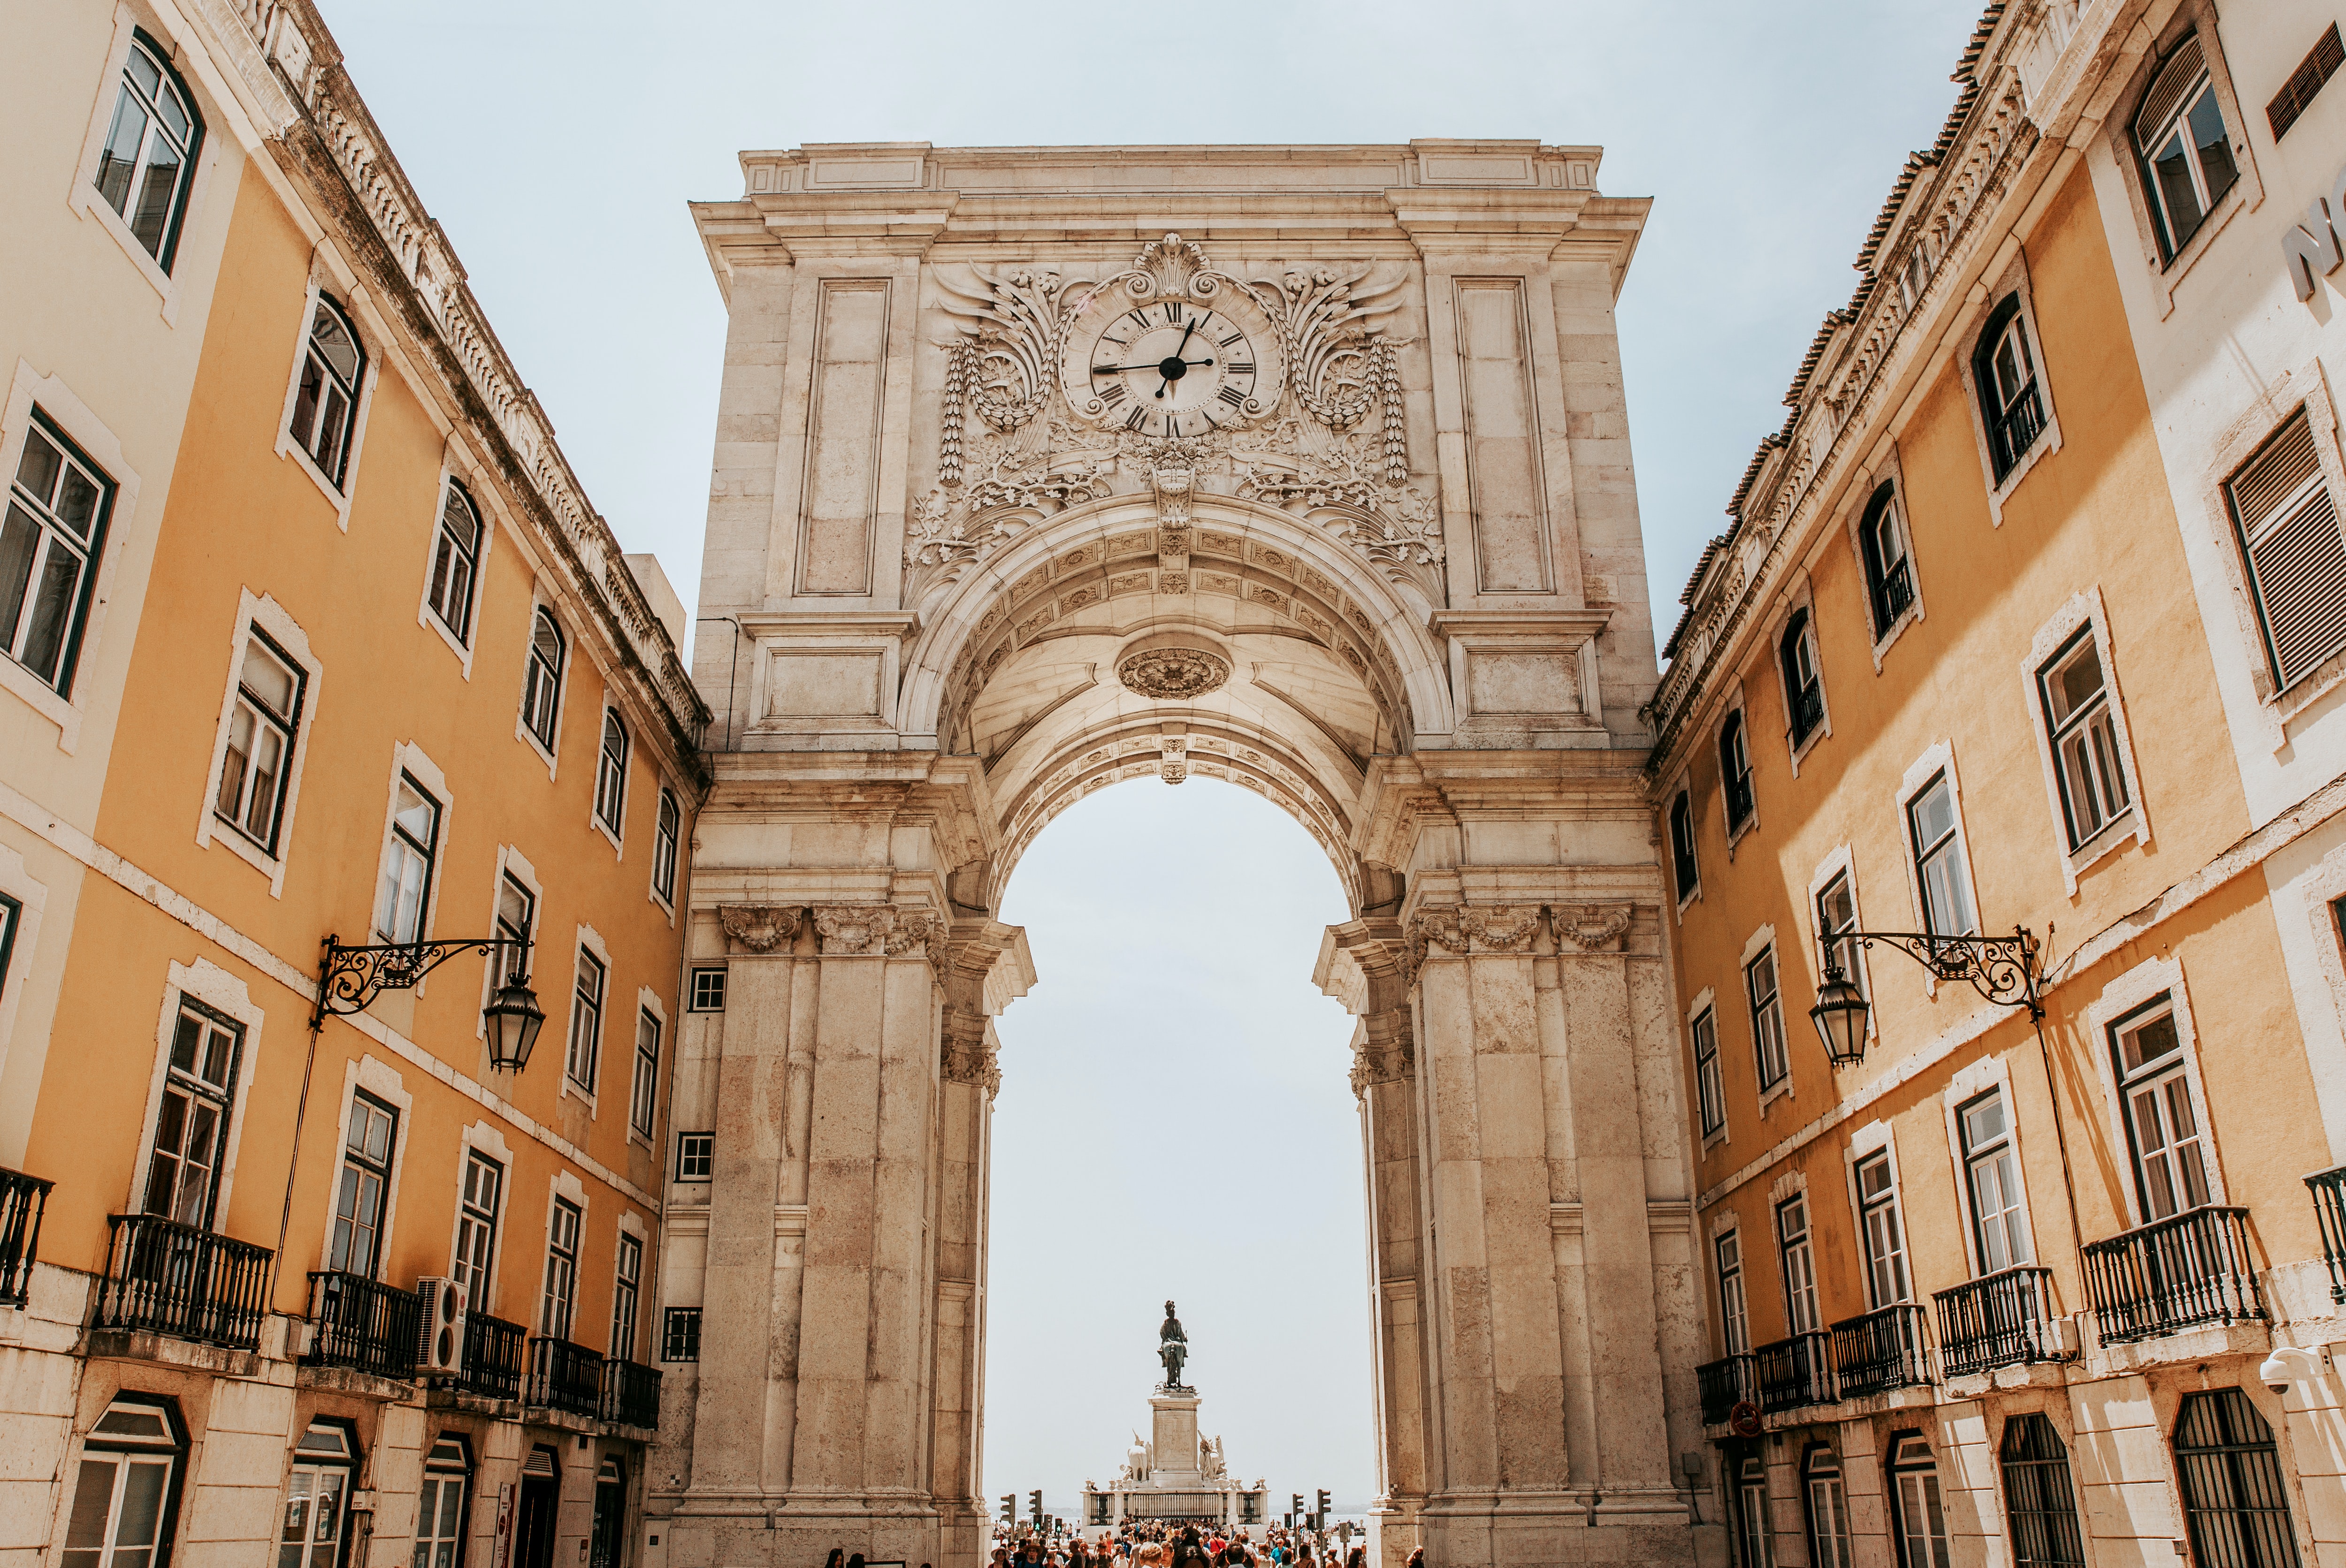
[659,141,1704,1568]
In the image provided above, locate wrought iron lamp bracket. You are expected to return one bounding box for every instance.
[1846,926,2044,1019]
[312,934,529,1029]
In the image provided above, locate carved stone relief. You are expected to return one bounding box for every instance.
[812,905,948,973]
[719,905,800,953]
[1117,645,1231,700]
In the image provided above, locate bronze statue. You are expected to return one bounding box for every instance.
[1157,1299,1189,1388]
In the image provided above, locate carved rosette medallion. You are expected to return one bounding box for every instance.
[1117,646,1230,700]
[718,905,799,954]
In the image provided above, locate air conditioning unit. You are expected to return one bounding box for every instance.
[415,1276,468,1377]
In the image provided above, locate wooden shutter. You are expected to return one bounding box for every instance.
[2227,410,2346,689]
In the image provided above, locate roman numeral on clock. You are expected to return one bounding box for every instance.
[1124,405,1149,431]
[1163,302,1185,325]
[1127,310,1153,332]
[1099,382,1127,406]
[1219,331,1244,349]
[1217,385,1246,407]
[1227,363,1255,376]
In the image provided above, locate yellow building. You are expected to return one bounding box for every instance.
[1649,5,2346,1567]
[0,3,705,1568]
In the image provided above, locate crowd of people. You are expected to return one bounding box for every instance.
[989,1522,1422,1568]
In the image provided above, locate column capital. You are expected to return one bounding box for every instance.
[717,904,801,953]
[812,902,948,974]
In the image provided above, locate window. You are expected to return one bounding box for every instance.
[142,999,242,1228]
[1960,1088,2032,1273]
[567,949,605,1093]
[494,873,534,984]
[1857,484,1916,637]
[689,967,727,1012]
[1856,1151,1910,1306]
[427,482,483,645]
[663,1307,702,1362]
[520,609,565,751]
[2134,35,2239,262]
[1804,1447,1853,1568]
[1975,299,2046,482]
[1781,610,1824,747]
[1669,791,1699,903]
[2223,411,2346,693]
[92,33,202,271]
[1735,1454,1772,1568]
[327,1093,397,1277]
[280,1424,355,1568]
[2112,1002,2211,1221]
[1890,1437,1952,1568]
[1777,1192,1819,1334]
[1720,711,1755,831]
[2173,1389,2300,1568]
[0,890,19,1005]
[594,712,629,835]
[1716,1229,1750,1354]
[676,1132,713,1181]
[4,413,117,695]
[214,630,305,853]
[374,774,441,944]
[629,1010,660,1140]
[1816,871,1865,997]
[1907,772,1976,940]
[2269,23,2344,142]
[415,1436,470,1568]
[60,1395,184,1568]
[452,1149,502,1307]
[610,1231,642,1361]
[541,1196,581,1340]
[2037,627,2133,849]
[2001,1415,2086,1568]
[289,297,366,489]
[652,789,680,904]
[1693,1009,1725,1138]
[1747,945,1788,1093]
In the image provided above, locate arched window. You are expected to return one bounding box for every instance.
[2174,1390,2299,1568]
[1890,1435,1952,1568]
[1857,484,1916,637]
[1669,790,1699,902]
[2134,34,2239,262]
[280,1423,358,1568]
[1803,1446,1852,1568]
[521,609,565,750]
[60,1394,186,1568]
[595,712,630,834]
[1719,711,1754,831]
[1734,1453,1772,1568]
[2002,1414,2086,1568]
[290,296,366,488]
[1781,610,1824,747]
[428,482,483,645]
[1974,297,2045,482]
[416,1434,472,1568]
[93,31,203,271]
[653,789,680,904]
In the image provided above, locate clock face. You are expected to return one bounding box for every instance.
[1069,296,1265,439]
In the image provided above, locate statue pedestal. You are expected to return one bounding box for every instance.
[1149,1392,1201,1482]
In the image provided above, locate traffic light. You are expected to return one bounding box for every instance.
[1316,1489,1331,1522]
[1001,1496,1014,1525]
[1030,1490,1044,1525]
[1291,1494,1304,1521]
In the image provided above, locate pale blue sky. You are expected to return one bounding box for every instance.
[316,0,1982,1508]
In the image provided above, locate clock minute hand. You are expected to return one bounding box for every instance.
[1093,358,1217,374]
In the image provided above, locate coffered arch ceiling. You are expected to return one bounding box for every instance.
[903,494,1448,913]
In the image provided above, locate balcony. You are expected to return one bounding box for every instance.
[91,1213,271,1350]
[1789,682,1826,746]
[1697,1354,1756,1425]
[1989,382,2046,478]
[453,1311,527,1402]
[527,1335,603,1417]
[302,1271,420,1381]
[599,1357,662,1428]
[0,1165,53,1307]
[2081,1205,2264,1345]
[1935,1265,2067,1377]
[2308,1164,2346,1305]
[1754,1330,1834,1412]
[1829,1303,1933,1399]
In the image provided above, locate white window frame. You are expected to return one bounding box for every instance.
[516,597,568,777]
[418,465,495,673]
[447,1121,513,1318]
[65,11,220,321]
[2290,841,2346,1161]
[125,959,263,1220]
[2080,955,2228,1228]
[1842,1120,1911,1309]
[1941,1054,2040,1279]
[1889,1435,1953,1568]
[628,989,665,1148]
[539,1171,587,1343]
[478,845,543,1041]
[57,1394,187,1568]
[650,785,681,915]
[592,705,629,852]
[1743,924,1791,1110]
[0,842,50,1093]
[2106,5,2264,310]
[193,591,321,895]
[1666,771,1702,917]
[1804,1444,1854,1568]
[1689,986,1727,1149]
[1773,1175,1820,1336]
[272,270,378,526]
[1897,744,1981,959]
[1952,258,2063,524]
[562,923,611,1113]
[1805,844,1875,1047]
[1847,465,1926,669]
[317,1055,411,1276]
[1712,1214,1750,1356]
[1718,691,1759,851]
[611,1214,647,1362]
[2022,588,2150,891]
[1772,583,1832,771]
[372,746,451,952]
[0,362,143,751]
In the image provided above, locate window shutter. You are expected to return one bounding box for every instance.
[2228,411,2346,688]
[2135,35,2207,145]
[2269,23,2345,141]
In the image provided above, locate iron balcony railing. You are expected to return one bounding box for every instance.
[1829,1303,1933,1399]
[2081,1205,2264,1345]
[0,1165,53,1307]
[302,1271,420,1380]
[527,1335,603,1417]
[599,1357,662,1428]
[2308,1164,2346,1305]
[1789,681,1826,745]
[455,1311,527,1401]
[1990,381,2047,478]
[1754,1330,1835,1412]
[1871,558,1916,632]
[1697,1354,1756,1425]
[91,1213,271,1350]
[1934,1264,2066,1377]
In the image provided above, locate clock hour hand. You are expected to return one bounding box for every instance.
[1093,359,1215,374]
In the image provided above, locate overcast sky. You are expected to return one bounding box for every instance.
[316,0,1981,1510]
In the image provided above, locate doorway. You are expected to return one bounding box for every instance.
[515,1446,560,1568]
